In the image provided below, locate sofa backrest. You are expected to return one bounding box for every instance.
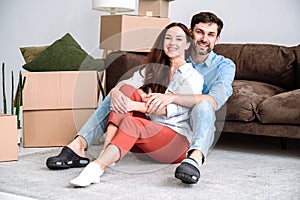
[214,43,297,90]
[105,51,147,93]
[105,44,300,94]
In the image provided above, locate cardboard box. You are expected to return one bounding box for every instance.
[100,15,170,52]
[0,114,18,162]
[22,71,98,147]
[138,0,174,18]
[23,109,95,147]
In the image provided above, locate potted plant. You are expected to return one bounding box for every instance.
[1,63,26,144]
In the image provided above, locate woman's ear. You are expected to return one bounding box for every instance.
[185,42,191,50]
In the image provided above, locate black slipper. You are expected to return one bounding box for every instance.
[175,158,201,184]
[46,146,90,170]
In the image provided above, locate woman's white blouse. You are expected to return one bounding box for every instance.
[118,63,204,142]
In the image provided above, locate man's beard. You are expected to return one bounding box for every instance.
[194,41,212,55]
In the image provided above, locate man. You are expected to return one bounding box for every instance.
[46,12,235,185]
[173,12,235,184]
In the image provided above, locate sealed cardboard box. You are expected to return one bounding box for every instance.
[23,109,95,147]
[22,71,98,110]
[0,114,18,162]
[22,71,98,147]
[138,0,174,18]
[100,15,170,52]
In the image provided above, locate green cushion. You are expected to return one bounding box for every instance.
[22,33,105,71]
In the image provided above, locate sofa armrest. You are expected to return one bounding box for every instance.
[293,44,300,89]
[257,89,300,124]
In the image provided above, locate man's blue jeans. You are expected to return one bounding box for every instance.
[189,100,216,160]
[77,94,111,148]
[78,96,216,160]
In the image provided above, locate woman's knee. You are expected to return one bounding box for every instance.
[119,84,136,97]
[119,84,141,101]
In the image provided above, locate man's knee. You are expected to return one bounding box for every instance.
[192,100,214,115]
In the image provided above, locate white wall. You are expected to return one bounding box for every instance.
[0,0,136,113]
[169,0,300,46]
[0,0,299,113]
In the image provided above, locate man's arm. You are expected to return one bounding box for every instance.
[145,93,216,116]
[207,62,236,110]
[146,59,235,115]
[172,59,235,111]
[172,94,217,111]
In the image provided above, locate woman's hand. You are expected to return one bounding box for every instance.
[110,87,147,113]
[145,93,174,115]
[110,87,129,114]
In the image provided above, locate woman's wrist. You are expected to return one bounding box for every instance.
[128,101,147,113]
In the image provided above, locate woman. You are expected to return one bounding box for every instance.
[69,22,204,187]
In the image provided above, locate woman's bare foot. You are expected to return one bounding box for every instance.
[67,136,88,158]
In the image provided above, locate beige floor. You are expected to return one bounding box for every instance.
[0,191,37,200]
[1,134,299,199]
[0,145,56,200]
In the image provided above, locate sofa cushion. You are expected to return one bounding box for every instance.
[225,80,285,122]
[257,89,300,124]
[20,46,49,63]
[214,44,296,90]
[22,33,105,72]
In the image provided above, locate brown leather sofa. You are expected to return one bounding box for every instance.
[104,43,300,148]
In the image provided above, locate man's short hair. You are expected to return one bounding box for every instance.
[190,12,224,36]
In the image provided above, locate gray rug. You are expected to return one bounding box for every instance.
[0,134,299,200]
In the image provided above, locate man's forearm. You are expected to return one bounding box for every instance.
[172,94,217,111]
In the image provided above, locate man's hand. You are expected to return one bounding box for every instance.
[145,93,174,115]
[110,87,129,114]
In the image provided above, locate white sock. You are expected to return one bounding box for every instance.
[69,162,104,187]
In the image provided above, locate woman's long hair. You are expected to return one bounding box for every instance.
[141,22,192,94]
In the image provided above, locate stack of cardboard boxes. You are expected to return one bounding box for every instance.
[1,71,98,162]
[100,0,174,52]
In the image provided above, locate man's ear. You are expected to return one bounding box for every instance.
[189,28,193,37]
[215,35,221,44]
